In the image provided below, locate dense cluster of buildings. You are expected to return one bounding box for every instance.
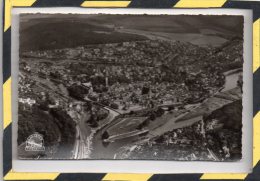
[21,39,232,114]
[19,38,242,122]
[18,37,243,160]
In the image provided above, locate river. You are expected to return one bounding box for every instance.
[222,69,242,92]
[89,69,243,159]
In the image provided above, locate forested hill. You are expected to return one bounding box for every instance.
[20,14,243,52]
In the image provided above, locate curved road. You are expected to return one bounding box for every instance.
[73,105,120,159]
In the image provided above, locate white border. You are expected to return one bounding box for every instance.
[11,8,253,173]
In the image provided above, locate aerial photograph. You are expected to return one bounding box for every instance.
[18,14,243,161]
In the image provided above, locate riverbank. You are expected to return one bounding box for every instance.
[223,68,242,76]
[91,79,242,159]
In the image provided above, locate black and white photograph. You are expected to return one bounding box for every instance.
[17,13,244,161]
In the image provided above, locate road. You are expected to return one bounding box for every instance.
[148,86,241,139]
[72,110,93,159]
[116,28,171,42]
[21,70,90,159]
[21,62,242,159]
[104,130,149,143]
[88,85,241,159]
[72,105,120,159]
[23,68,122,159]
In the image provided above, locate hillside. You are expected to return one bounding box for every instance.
[20,20,147,52]
[20,14,244,51]
[205,99,242,131]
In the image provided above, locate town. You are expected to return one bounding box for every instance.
[18,37,243,161]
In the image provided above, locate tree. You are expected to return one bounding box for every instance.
[18,104,60,146]
[156,107,165,117]
[102,131,109,139]
[149,113,156,121]
[110,103,119,109]
[142,86,150,95]
[67,84,89,100]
